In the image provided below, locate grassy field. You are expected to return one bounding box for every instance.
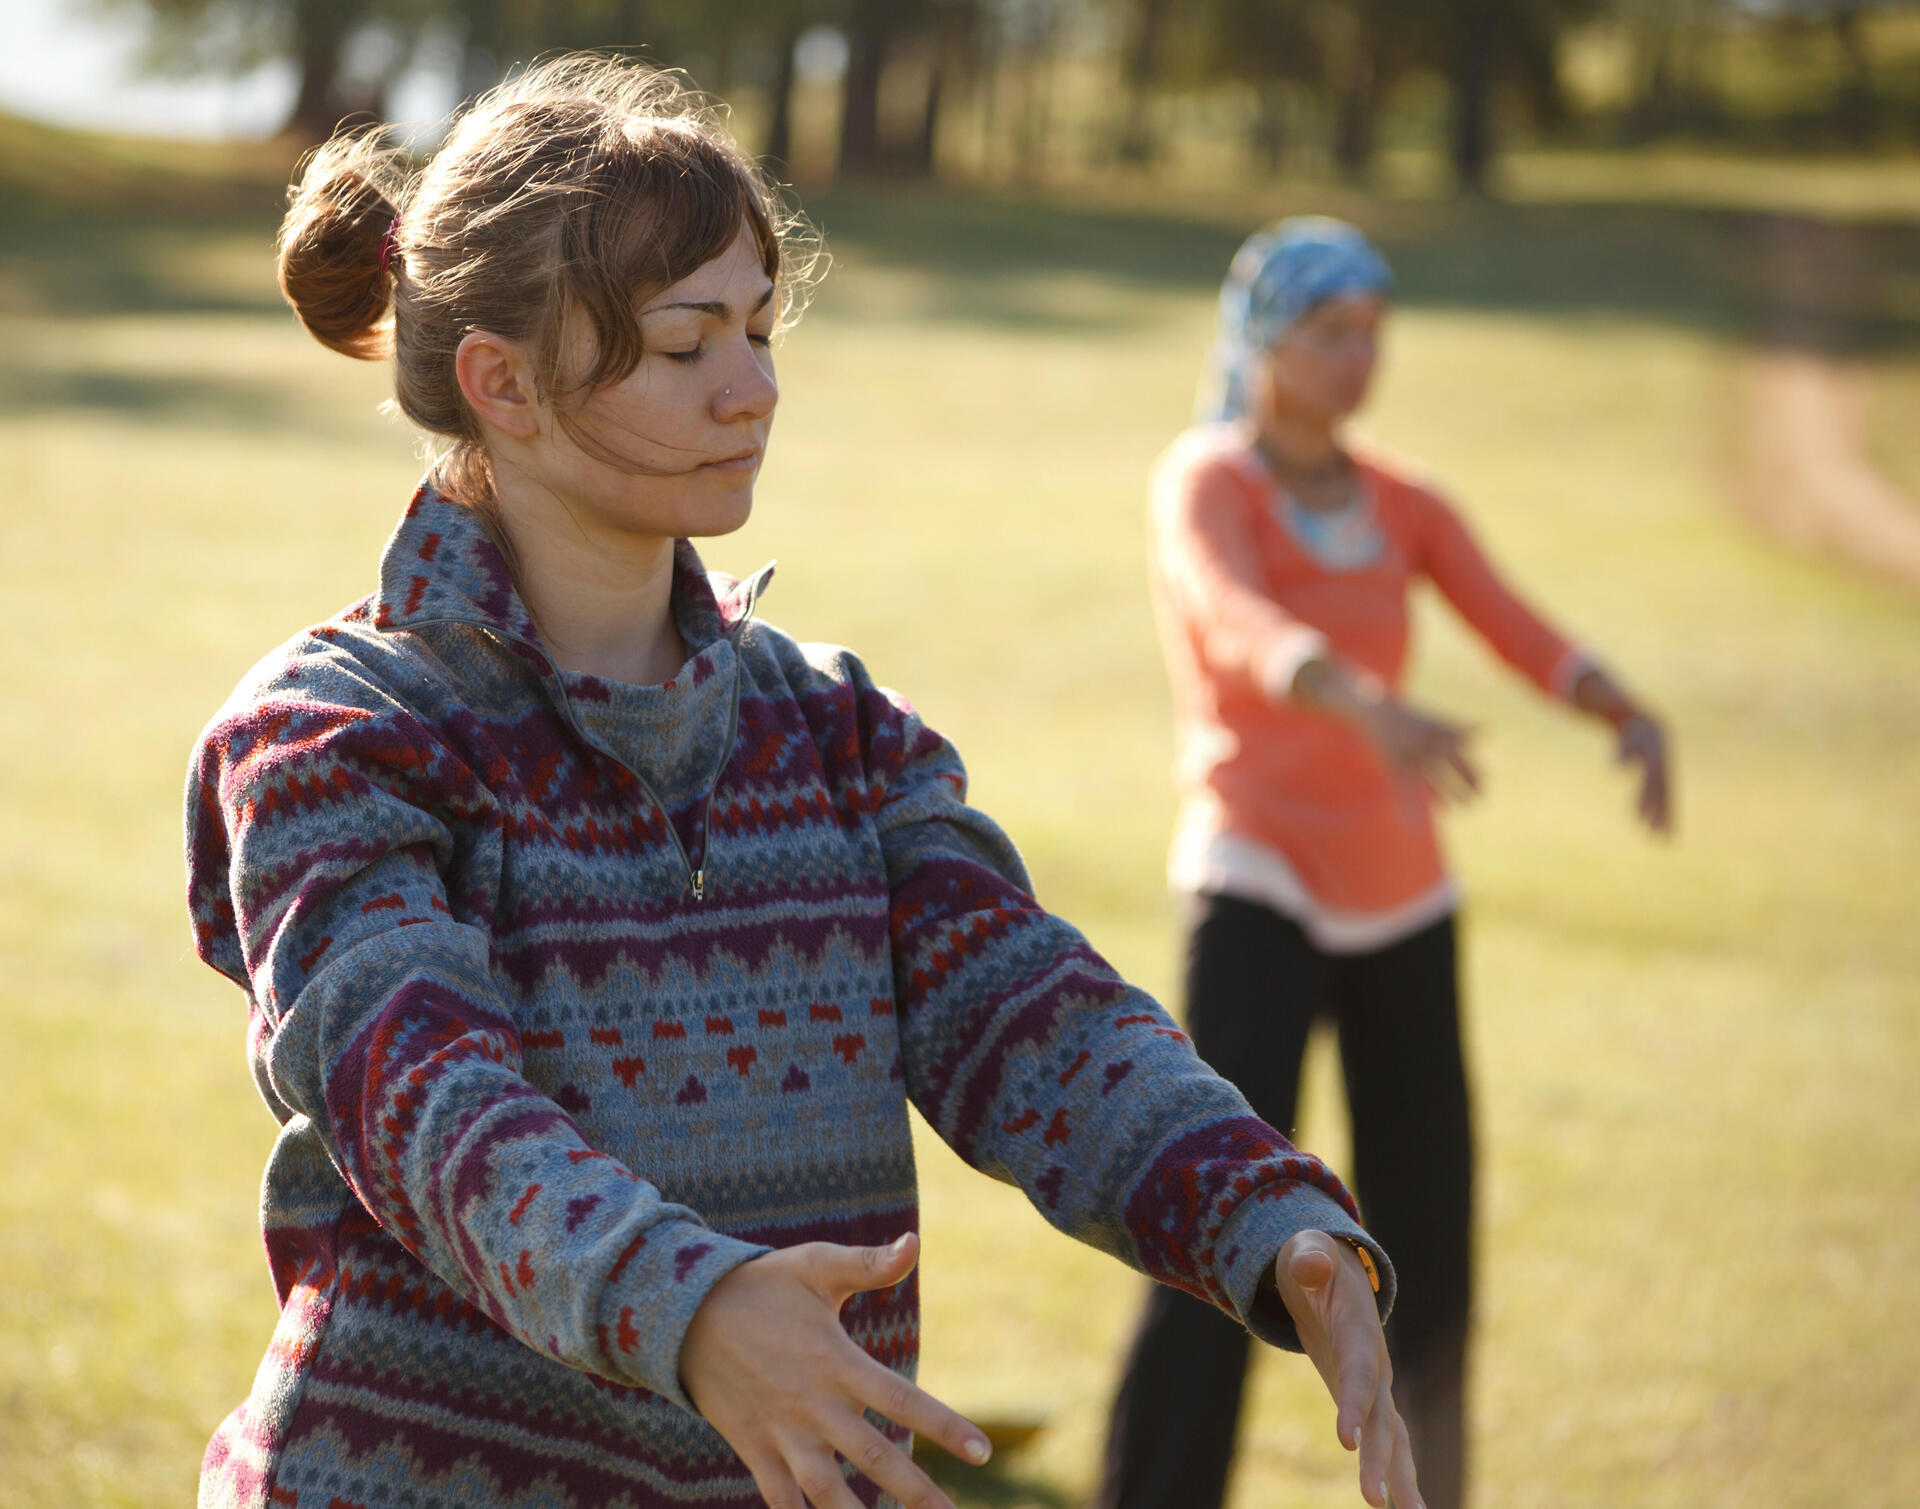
[2,117,1918,1508]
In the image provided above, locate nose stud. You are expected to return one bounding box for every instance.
[722,386,731,396]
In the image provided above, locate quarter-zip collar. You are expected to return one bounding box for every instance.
[372,479,774,653]
[371,480,774,904]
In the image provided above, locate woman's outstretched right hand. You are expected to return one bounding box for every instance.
[1295,658,1481,804]
[680,1233,992,1509]
[1353,695,1481,805]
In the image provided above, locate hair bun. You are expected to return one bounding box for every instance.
[277,129,408,360]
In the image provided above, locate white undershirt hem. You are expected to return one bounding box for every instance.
[1169,825,1460,956]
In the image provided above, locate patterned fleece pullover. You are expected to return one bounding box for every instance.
[184,483,1393,1509]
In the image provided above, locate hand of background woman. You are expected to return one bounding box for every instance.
[1614,711,1672,835]
[1293,658,1481,805]
[1570,667,1673,835]
[1278,1230,1425,1509]
[681,1233,991,1509]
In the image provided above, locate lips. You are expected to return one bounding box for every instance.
[705,446,762,472]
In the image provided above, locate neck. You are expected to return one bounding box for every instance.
[488,463,687,686]
[1251,406,1345,479]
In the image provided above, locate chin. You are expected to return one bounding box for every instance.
[1317,390,1366,425]
[1338,375,1377,414]
[677,475,757,539]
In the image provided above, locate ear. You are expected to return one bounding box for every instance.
[455,331,540,441]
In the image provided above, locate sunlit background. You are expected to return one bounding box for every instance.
[3,1,1918,1505]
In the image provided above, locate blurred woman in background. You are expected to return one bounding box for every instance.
[1096,218,1672,1509]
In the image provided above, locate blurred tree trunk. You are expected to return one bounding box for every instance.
[286,0,362,139]
[1625,0,1724,142]
[1250,81,1287,176]
[1015,16,1058,180]
[839,6,895,176]
[1830,0,1876,143]
[456,0,505,103]
[1448,3,1498,194]
[911,59,945,176]
[1117,0,1170,165]
[1631,28,1674,140]
[763,22,800,167]
[1333,37,1379,181]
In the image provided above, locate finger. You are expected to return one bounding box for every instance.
[800,1233,920,1304]
[778,1439,865,1509]
[846,1351,992,1468]
[1285,1241,1336,1294]
[1414,756,1455,805]
[1276,1247,1340,1396]
[1327,1262,1383,1453]
[1355,1361,1395,1505]
[1386,1403,1425,1509]
[1445,745,1482,797]
[1415,761,1465,809]
[1633,750,1661,827]
[826,1410,956,1509]
[739,1446,809,1509]
[1334,1329,1380,1454]
[1430,759,1474,807]
[1647,760,1673,835]
[1413,725,1476,791]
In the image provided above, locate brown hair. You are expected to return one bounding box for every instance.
[276,54,818,502]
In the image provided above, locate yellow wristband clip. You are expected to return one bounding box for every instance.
[1339,1236,1382,1294]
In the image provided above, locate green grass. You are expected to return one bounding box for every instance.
[2,132,1919,1508]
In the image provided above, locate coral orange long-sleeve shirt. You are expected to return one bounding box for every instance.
[1150,425,1586,950]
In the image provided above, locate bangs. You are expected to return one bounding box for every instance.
[550,124,783,397]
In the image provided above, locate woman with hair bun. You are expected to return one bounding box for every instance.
[187,60,1422,1509]
[1096,219,1672,1509]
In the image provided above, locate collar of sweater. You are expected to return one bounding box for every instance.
[371,479,776,661]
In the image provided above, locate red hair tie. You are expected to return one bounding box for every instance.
[377,214,403,276]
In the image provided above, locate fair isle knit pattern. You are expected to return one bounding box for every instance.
[185,483,1392,1509]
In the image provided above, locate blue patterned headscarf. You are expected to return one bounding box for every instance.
[1196,217,1395,424]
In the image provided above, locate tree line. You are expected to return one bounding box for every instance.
[119,0,1920,192]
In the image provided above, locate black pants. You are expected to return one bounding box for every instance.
[1096,895,1473,1509]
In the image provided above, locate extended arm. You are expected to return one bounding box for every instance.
[1417,492,1672,832]
[1157,448,1481,804]
[866,678,1386,1331]
[188,688,768,1410]
[853,666,1417,1504]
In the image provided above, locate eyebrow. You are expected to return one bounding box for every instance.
[641,284,776,320]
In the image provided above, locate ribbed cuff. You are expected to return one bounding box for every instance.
[595,1221,773,1414]
[1212,1184,1395,1352]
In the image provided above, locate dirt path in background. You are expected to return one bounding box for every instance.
[1735,215,1920,589]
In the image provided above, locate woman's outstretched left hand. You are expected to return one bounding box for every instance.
[1570,668,1673,836]
[1277,1230,1424,1509]
[1614,711,1673,836]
